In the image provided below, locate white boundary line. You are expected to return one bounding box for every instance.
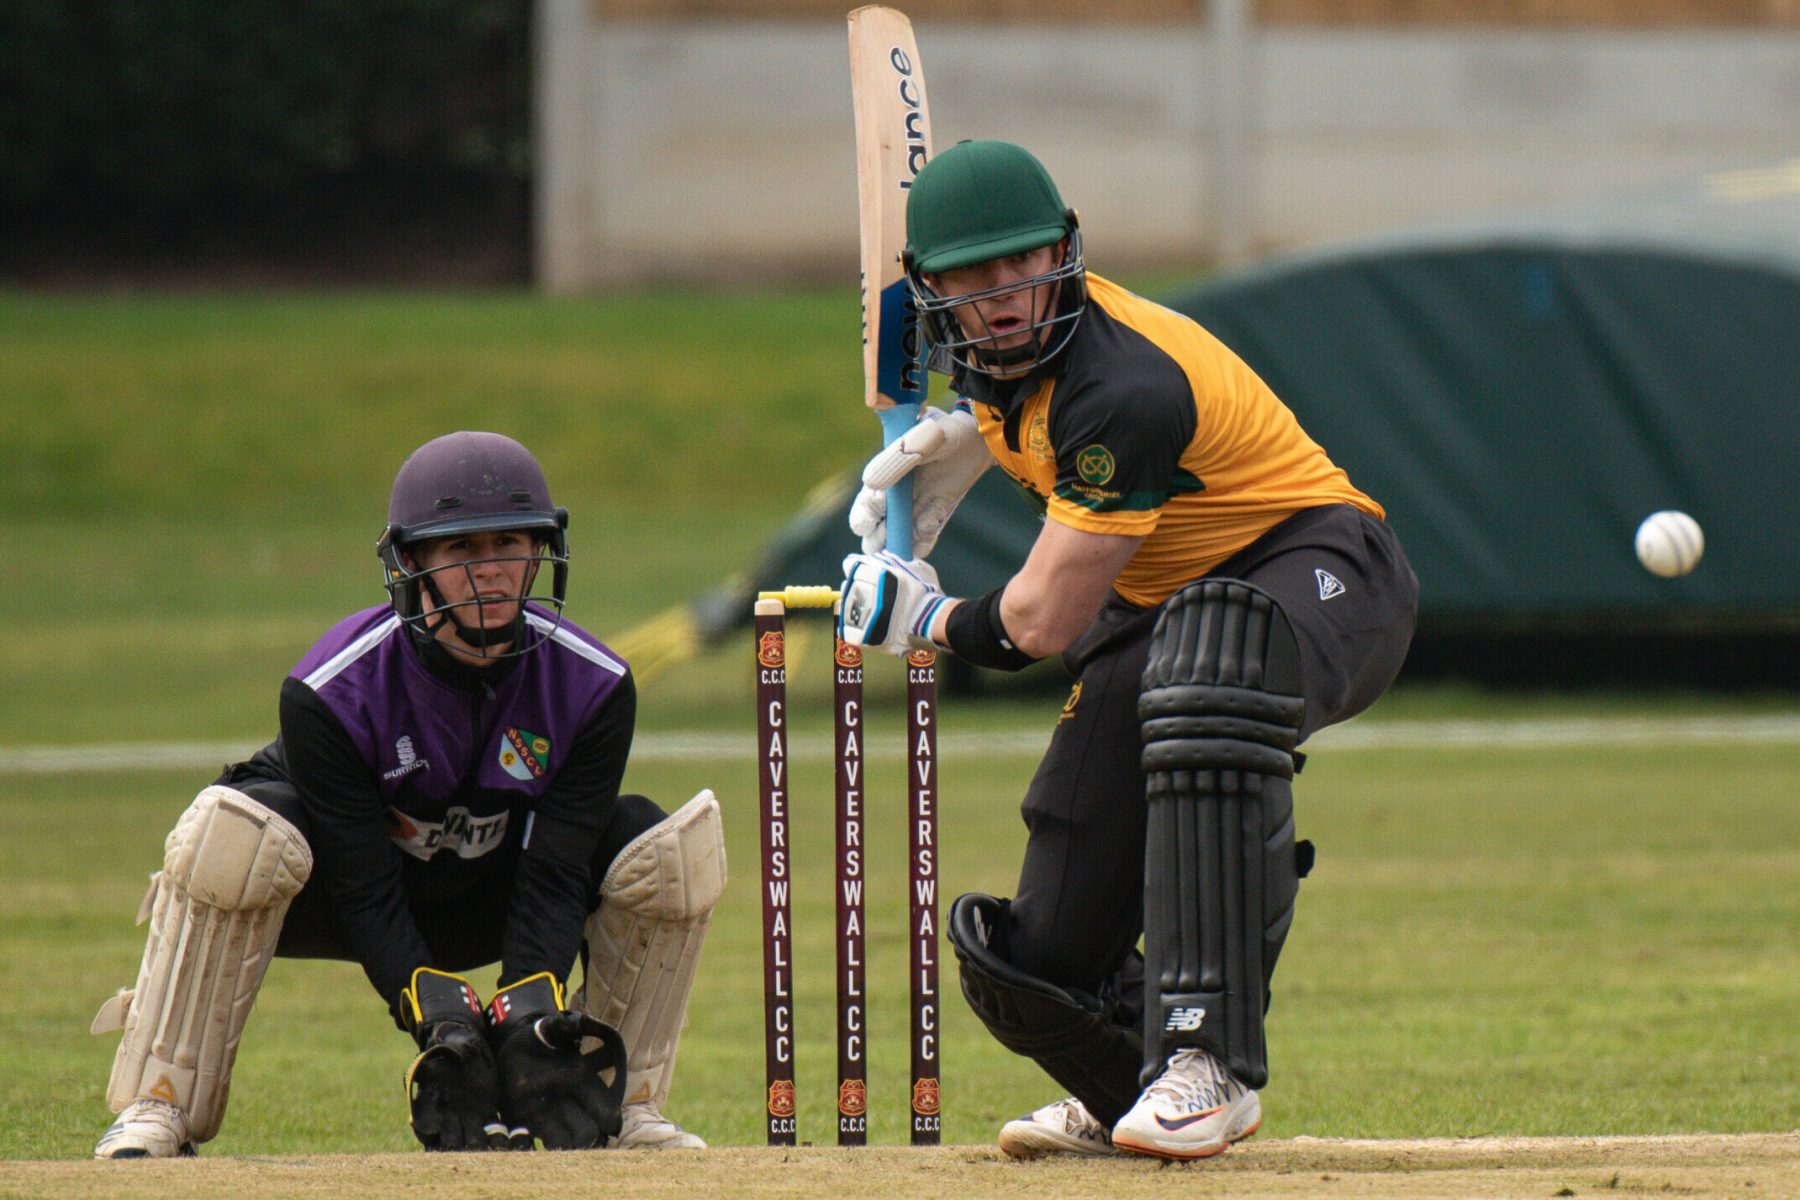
[4,714,1799,775]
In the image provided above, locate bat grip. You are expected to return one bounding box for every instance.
[877,402,922,560]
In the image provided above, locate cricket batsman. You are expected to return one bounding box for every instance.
[92,431,722,1156]
[838,141,1419,1160]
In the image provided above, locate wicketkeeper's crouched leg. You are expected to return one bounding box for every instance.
[576,789,726,1149]
[91,785,312,1158]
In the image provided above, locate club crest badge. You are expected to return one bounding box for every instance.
[1076,444,1116,486]
[498,727,551,781]
[758,630,785,669]
[767,1078,797,1119]
[1059,680,1083,723]
[912,1075,941,1116]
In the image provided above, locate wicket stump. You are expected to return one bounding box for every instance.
[754,588,939,1146]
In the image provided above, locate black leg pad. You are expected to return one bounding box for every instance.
[948,893,1144,1126]
[1139,579,1307,1091]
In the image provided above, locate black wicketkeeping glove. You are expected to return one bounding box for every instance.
[487,972,628,1150]
[399,967,525,1151]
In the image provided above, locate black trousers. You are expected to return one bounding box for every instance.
[230,776,666,975]
[1006,504,1418,991]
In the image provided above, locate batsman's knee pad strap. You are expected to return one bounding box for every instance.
[581,790,725,1110]
[92,785,312,1142]
[1139,580,1306,1091]
[948,893,1142,1126]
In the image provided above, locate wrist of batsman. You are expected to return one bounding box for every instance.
[944,584,1040,672]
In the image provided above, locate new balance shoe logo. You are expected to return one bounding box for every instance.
[1164,1006,1206,1032]
[1316,569,1345,601]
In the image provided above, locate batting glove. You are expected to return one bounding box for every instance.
[400,968,519,1151]
[849,403,992,558]
[488,973,628,1151]
[839,550,950,656]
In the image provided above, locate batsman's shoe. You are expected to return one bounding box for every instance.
[611,1101,706,1150]
[1111,1048,1262,1162]
[997,1097,1118,1160]
[94,1099,197,1160]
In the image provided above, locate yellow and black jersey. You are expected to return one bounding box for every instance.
[963,273,1382,608]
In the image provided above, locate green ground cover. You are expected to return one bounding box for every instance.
[2,290,1795,1161]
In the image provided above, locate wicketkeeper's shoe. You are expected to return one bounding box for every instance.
[94,1099,197,1159]
[611,1100,706,1150]
[1110,1048,1262,1161]
[997,1096,1118,1159]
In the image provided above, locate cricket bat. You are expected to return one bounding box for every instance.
[849,5,935,559]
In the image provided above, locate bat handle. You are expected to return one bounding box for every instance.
[877,402,922,560]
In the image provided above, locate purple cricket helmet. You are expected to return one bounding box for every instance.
[376,431,571,660]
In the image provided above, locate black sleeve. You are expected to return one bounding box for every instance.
[278,677,434,1009]
[1049,350,1198,517]
[499,669,637,986]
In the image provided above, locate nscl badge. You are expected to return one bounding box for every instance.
[498,727,551,781]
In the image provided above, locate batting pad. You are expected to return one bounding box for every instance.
[580,790,725,1112]
[1139,580,1304,1092]
[90,785,312,1142]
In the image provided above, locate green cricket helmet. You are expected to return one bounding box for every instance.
[903,140,1087,377]
[376,431,570,660]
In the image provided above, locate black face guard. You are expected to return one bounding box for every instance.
[907,225,1088,380]
[378,533,570,662]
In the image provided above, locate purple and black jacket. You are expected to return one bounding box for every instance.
[259,603,634,1005]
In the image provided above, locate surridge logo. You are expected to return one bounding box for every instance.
[1315,568,1346,601]
[382,734,430,782]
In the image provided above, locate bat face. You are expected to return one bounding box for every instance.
[850,6,933,415]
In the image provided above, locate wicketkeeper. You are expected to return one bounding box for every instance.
[838,141,1418,1161]
[93,431,723,1157]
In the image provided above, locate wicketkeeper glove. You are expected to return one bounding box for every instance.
[487,972,628,1151]
[839,550,950,657]
[400,967,521,1151]
[848,403,992,558]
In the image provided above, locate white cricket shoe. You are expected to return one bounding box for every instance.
[94,1099,196,1159]
[997,1096,1118,1159]
[1110,1048,1261,1161]
[611,1101,706,1150]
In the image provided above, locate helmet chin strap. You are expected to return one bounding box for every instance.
[969,333,1045,373]
[417,574,520,656]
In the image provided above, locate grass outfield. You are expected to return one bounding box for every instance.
[6,716,1799,1161]
[4,290,1798,1178]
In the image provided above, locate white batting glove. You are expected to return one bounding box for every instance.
[848,404,993,558]
[838,551,951,657]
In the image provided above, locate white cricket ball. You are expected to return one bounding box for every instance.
[1634,510,1704,578]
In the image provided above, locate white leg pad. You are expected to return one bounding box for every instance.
[580,790,725,1111]
[91,785,312,1143]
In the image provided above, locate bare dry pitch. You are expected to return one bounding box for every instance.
[9,1133,1797,1199]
